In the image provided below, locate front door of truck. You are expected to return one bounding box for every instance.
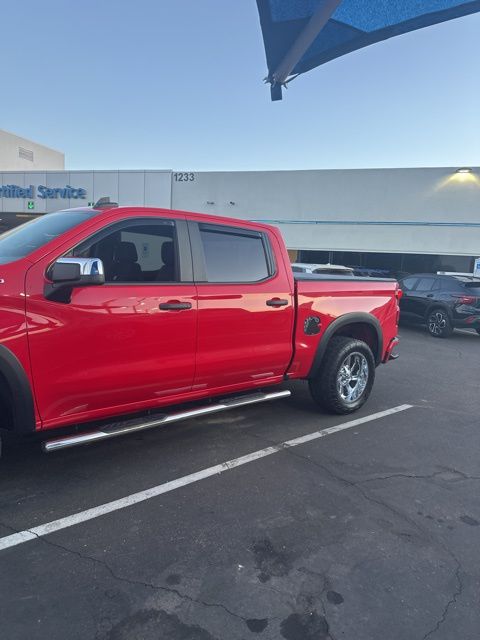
[26,215,197,429]
[188,220,294,392]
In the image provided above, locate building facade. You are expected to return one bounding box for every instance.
[0,166,479,275]
[0,130,64,172]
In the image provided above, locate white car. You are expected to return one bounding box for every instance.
[291,262,355,276]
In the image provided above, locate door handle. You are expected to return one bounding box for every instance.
[426,294,434,298]
[266,298,289,307]
[159,301,192,311]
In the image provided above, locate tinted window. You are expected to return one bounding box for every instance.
[401,277,418,291]
[416,277,435,291]
[199,225,270,283]
[0,209,98,264]
[70,220,178,283]
[441,278,467,292]
[462,281,480,294]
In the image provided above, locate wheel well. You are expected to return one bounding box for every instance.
[0,371,14,431]
[334,322,379,361]
[307,314,383,379]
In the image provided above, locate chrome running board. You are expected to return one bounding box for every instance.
[43,390,291,453]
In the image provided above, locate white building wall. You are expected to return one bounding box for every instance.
[0,166,479,256]
[0,130,64,171]
[171,168,480,256]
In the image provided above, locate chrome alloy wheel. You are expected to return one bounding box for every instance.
[428,311,447,336]
[336,352,369,404]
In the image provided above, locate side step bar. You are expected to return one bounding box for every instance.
[42,390,291,453]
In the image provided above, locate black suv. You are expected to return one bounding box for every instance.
[399,273,480,338]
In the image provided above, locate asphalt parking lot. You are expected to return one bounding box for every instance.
[1,324,479,640]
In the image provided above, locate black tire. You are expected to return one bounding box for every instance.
[308,336,375,415]
[426,308,453,338]
[476,328,480,336]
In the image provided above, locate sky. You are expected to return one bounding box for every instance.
[1,0,479,171]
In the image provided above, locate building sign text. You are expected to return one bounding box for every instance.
[0,185,87,199]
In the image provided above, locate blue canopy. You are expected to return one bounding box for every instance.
[257,0,480,100]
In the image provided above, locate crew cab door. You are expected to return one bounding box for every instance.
[26,215,197,429]
[188,220,294,391]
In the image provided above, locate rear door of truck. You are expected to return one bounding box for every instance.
[188,220,295,391]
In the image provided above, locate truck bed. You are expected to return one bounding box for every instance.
[287,276,400,378]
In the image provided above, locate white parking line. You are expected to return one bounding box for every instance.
[0,404,413,552]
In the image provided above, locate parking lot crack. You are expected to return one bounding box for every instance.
[358,470,480,484]
[250,431,428,538]
[0,520,250,625]
[421,559,463,640]
[299,452,434,537]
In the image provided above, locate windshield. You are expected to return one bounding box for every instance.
[0,209,98,265]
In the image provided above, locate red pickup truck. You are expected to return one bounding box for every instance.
[0,205,400,453]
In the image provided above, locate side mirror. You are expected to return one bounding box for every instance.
[49,260,81,283]
[46,257,105,302]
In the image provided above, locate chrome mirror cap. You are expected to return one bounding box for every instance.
[56,257,105,277]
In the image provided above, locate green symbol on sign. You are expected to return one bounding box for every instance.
[27,201,35,210]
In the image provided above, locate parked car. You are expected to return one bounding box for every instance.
[0,205,400,454]
[399,273,480,337]
[291,262,355,276]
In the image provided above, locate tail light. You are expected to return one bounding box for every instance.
[395,288,403,300]
[453,294,477,305]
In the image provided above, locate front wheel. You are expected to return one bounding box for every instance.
[427,308,453,338]
[309,336,375,415]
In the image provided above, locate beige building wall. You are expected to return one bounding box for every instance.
[0,129,64,171]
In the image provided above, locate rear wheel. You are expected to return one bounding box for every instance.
[309,336,375,414]
[427,308,453,338]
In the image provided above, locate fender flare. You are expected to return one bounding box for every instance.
[307,312,384,379]
[0,345,36,433]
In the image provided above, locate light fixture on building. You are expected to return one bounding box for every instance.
[440,166,479,188]
[229,201,236,206]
